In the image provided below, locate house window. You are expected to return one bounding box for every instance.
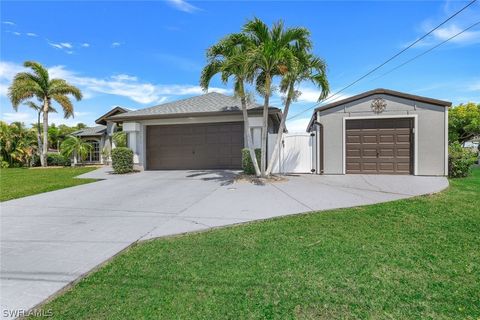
[86,140,100,162]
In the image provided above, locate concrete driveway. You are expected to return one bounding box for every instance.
[0,168,448,319]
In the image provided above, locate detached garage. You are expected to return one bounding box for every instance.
[307,88,451,176]
[107,92,281,170]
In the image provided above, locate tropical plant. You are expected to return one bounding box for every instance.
[449,102,480,144]
[0,121,37,167]
[242,18,312,176]
[266,50,329,175]
[8,61,82,167]
[201,32,261,176]
[60,135,92,165]
[112,131,127,148]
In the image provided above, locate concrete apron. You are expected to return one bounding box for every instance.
[0,168,448,319]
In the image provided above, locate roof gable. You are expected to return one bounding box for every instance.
[95,106,130,125]
[316,88,451,113]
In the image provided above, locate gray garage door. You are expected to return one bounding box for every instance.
[146,122,244,170]
[345,118,413,174]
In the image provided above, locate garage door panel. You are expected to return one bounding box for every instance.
[363,135,378,143]
[147,122,243,170]
[346,118,413,175]
[362,148,377,157]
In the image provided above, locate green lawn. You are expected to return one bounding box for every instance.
[31,169,480,319]
[0,167,98,201]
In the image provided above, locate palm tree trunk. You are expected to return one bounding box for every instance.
[266,84,294,176]
[37,110,45,166]
[42,100,49,167]
[240,90,261,177]
[260,75,271,177]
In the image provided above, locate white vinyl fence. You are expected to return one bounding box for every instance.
[268,133,316,174]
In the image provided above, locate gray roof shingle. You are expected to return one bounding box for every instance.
[72,125,106,137]
[108,92,271,120]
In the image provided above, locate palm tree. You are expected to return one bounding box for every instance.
[266,51,329,175]
[61,135,92,165]
[200,33,261,176]
[8,61,82,167]
[25,101,57,166]
[242,18,312,177]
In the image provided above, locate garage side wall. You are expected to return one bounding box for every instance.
[318,94,447,176]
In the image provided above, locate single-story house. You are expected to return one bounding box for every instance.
[72,106,129,164]
[74,92,282,169]
[307,88,451,176]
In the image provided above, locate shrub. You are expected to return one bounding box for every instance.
[242,148,261,175]
[448,142,477,178]
[47,153,70,167]
[111,147,134,174]
[1,160,9,169]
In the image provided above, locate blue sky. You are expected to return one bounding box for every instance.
[1,0,479,131]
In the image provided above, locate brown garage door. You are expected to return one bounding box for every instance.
[146,122,244,170]
[345,118,413,174]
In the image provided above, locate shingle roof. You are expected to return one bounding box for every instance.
[72,125,106,137]
[108,92,273,121]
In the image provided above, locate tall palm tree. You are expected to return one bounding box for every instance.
[61,135,92,165]
[242,18,312,177]
[8,61,82,167]
[25,101,57,166]
[200,33,261,177]
[266,51,329,175]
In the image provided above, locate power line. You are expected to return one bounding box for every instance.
[373,20,480,80]
[287,0,478,120]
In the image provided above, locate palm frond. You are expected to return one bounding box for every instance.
[23,61,50,91]
[48,79,83,100]
[51,94,74,118]
[8,79,44,109]
[200,60,224,91]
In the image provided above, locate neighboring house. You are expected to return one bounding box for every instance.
[72,106,129,164]
[99,92,282,170]
[307,88,451,176]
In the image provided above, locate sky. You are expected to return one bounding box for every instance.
[1,0,479,132]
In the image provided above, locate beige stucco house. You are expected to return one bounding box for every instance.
[75,93,281,169]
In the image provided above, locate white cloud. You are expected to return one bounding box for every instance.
[2,21,15,26]
[26,32,37,37]
[111,74,138,81]
[49,43,63,49]
[47,64,229,104]
[2,112,35,123]
[430,24,480,45]
[81,43,90,48]
[111,42,122,47]
[49,42,74,53]
[0,61,230,107]
[60,42,73,49]
[285,117,310,133]
[166,0,200,13]
[12,32,21,36]
[0,61,26,81]
[74,111,90,117]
